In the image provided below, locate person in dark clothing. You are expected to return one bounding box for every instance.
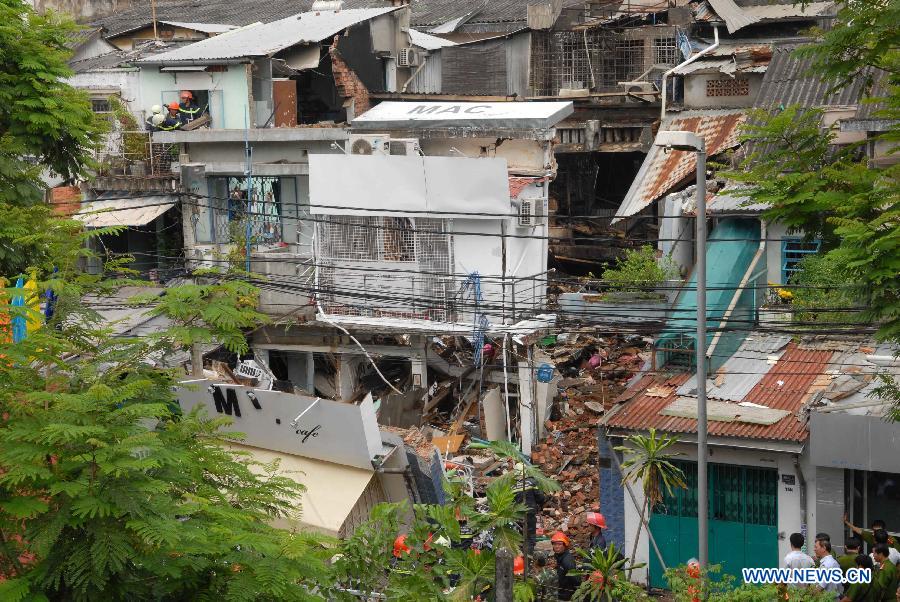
[586,512,608,553]
[551,531,580,601]
[511,463,547,556]
[159,102,182,131]
[532,551,558,602]
[178,90,202,124]
[841,554,877,602]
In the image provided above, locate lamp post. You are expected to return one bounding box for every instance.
[654,131,708,568]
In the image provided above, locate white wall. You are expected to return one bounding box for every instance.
[67,68,143,117]
[623,440,808,583]
[766,221,791,286]
[683,72,764,109]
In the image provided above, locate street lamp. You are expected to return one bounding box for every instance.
[654,130,708,569]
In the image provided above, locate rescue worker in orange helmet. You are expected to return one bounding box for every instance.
[178,90,201,124]
[158,101,182,131]
[586,511,608,552]
[513,555,525,576]
[393,534,411,558]
[551,531,579,601]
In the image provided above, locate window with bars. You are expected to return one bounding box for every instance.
[204,176,284,245]
[781,238,821,283]
[653,38,678,66]
[91,98,111,113]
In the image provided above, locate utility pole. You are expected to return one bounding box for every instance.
[495,547,514,602]
[653,131,708,569]
[695,145,708,570]
[151,0,158,40]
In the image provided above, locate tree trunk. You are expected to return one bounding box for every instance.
[627,497,649,579]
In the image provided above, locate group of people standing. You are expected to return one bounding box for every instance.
[783,516,900,601]
[145,90,202,131]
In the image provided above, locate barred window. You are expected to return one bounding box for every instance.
[653,38,677,66]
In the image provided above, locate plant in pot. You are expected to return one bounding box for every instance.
[600,245,679,302]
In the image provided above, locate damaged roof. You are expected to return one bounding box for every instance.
[695,0,835,33]
[137,7,400,65]
[614,109,747,221]
[605,342,834,443]
[606,335,900,442]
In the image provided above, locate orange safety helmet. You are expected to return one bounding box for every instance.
[179,90,193,99]
[393,534,410,558]
[585,512,607,529]
[167,101,180,111]
[513,555,525,575]
[550,531,571,547]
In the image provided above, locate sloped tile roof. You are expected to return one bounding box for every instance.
[605,343,834,442]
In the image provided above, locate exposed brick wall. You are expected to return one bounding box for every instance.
[330,35,371,119]
[598,430,626,551]
[48,186,82,217]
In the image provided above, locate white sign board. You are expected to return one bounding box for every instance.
[309,155,512,218]
[176,380,382,470]
[352,101,574,130]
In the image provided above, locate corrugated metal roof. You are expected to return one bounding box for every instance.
[137,7,399,64]
[741,1,835,21]
[707,0,758,33]
[755,42,870,110]
[409,28,457,50]
[696,0,834,30]
[159,21,239,34]
[606,343,834,442]
[96,0,571,39]
[676,334,791,401]
[680,186,770,215]
[615,109,747,220]
[76,193,177,227]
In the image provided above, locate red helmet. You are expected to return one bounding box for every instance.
[586,512,607,529]
[550,531,570,547]
[167,101,180,111]
[393,534,410,558]
[513,555,525,575]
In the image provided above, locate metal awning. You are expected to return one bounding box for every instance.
[352,101,574,131]
[76,192,177,228]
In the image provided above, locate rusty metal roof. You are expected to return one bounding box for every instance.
[615,109,747,221]
[605,343,835,442]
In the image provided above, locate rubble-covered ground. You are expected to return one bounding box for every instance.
[531,332,648,547]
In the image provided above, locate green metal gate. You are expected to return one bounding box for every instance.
[648,461,778,589]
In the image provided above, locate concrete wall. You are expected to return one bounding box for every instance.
[766,220,791,286]
[31,0,134,20]
[67,67,143,117]
[140,65,250,129]
[622,440,807,583]
[683,73,764,109]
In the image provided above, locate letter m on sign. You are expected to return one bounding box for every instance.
[212,386,241,417]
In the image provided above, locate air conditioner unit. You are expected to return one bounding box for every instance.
[619,81,658,95]
[517,199,543,227]
[348,134,390,156]
[389,138,421,156]
[398,47,422,67]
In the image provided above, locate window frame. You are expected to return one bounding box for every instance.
[781,238,822,284]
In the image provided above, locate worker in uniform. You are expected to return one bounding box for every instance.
[585,512,608,553]
[178,90,201,124]
[145,104,164,131]
[158,102,182,131]
[510,462,547,556]
[551,531,579,601]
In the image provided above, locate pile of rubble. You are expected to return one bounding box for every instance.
[531,333,648,547]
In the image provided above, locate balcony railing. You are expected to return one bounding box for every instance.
[94,130,180,178]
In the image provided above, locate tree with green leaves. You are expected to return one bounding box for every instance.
[0,0,106,275]
[729,0,899,417]
[614,429,686,576]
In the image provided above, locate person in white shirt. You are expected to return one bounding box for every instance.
[869,529,900,565]
[814,538,842,599]
[784,532,816,569]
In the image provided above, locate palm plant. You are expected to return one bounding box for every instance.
[572,544,648,601]
[614,428,686,574]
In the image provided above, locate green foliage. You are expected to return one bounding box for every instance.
[664,563,837,602]
[788,251,866,325]
[572,544,648,602]
[602,246,679,296]
[0,1,105,206]
[614,428,685,507]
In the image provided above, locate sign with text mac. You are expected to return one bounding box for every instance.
[351,101,574,130]
[176,380,382,470]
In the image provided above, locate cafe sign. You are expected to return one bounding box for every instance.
[176,379,382,470]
